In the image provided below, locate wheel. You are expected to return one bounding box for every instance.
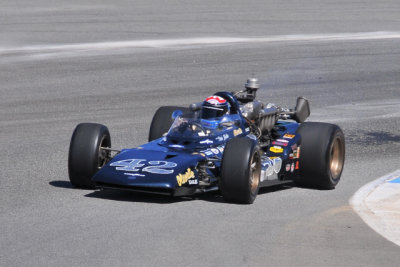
[220,137,261,204]
[68,123,111,189]
[296,122,345,189]
[148,106,190,142]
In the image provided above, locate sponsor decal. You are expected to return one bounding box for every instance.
[110,159,177,175]
[290,163,295,173]
[270,146,284,153]
[216,134,229,142]
[272,141,288,147]
[217,146,224,153]
[211,148,220,154]
[277,139,289,143]
[200,139,213,145]
[261,157,282,181]
[291,145,301,159]
[188,179,198,185]
[283,134,295,139]
[233,128,243,136]
[176,168,196,186]
[245,127,250,132]
[295,161,299,170]
[192,152,205,157]
[285,164,291,172]
[205,95,227,105]
[124,173,145,179]
[124,173,145,177]
[201,150,213,156]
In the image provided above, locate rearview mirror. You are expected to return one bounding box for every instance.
[294,97,310,123]
[171,109,183,120]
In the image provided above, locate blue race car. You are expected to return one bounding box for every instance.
[68,78,345,204]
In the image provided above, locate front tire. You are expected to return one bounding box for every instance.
[220,137,261,204]
[296,122,345,189]
[68,123,111,189]
[148,106,190,142]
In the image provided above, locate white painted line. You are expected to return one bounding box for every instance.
[350,169,400,246]
[1,31,400,60]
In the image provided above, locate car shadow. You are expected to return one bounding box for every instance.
[258,183,295,195]
[84,189,186,204]
[83,184,295,204]
[49,180,74,189]
[50,180,295,204]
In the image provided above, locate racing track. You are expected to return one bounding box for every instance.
[1,1,400,266]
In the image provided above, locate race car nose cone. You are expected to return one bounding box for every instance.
[245,77,259,90]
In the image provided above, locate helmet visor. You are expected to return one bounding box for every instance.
[201,106,225,119]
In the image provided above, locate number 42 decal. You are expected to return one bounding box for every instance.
[110,159,177,174]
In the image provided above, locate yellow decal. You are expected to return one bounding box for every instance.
[283,134,295,139]
[292,146,301,159]
[270,146,284,153]
[192,152,206,157]
[233,128,243,136]
[176,168,195,187]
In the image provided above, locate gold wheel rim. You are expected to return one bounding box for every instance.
[329,136,344,179]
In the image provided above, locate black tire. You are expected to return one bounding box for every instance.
[296,122,345,189]
[220,137,261,204]
[148,106,190,142]
[68,123,111,189]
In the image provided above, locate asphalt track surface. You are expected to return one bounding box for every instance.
[1,1,400,266]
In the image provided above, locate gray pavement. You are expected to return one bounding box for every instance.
[1,1,400,266]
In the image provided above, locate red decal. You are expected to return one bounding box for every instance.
[206,96,226,105]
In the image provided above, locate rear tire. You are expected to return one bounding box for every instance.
[296,122,345,189]
[148,106,190,142]
[68,123,111,189]
[220,137,261,204]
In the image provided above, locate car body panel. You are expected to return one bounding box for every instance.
[92,91,305,196]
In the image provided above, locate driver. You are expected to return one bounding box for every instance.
[200,95,230,129]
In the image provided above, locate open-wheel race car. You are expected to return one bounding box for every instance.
[68,78,345,204]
